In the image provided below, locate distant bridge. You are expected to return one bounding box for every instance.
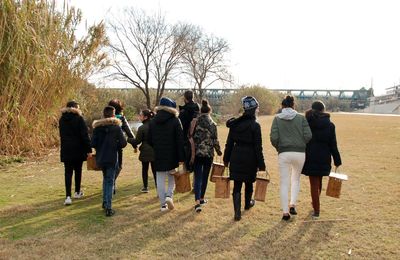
[163,87,372,108]
[113,87,372,109]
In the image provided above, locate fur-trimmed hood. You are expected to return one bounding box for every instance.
[153,106,179,124]
[61,107,82,116]
[155,106,179,117]
[92,117,122,129]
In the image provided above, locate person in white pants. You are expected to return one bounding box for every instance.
[156,170,176,209]
[270,95,312,221]
[148,97,185,212]
[278,152,305,216]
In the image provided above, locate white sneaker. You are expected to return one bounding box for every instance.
[64,196,72,205]
[165,196,174,210]
[73,191,84,199]
[160,205,168,212]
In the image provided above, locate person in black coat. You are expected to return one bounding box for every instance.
[223,96,266,221]
[59,100,92,205]
[302,101,342,219]
[179,90,200,172]
[91,106,127,217]
[148,97,185,211]
[108,99,135,194]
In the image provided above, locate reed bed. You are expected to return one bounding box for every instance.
[0,0,107,156]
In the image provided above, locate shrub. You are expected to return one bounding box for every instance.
[220,85,282,116]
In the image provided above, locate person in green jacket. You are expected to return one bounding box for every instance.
[270,95,312,221]
[129,109,156,193]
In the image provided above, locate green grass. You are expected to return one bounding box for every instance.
[0,114,399,259]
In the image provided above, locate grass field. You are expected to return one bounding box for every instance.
[0,114,399,259]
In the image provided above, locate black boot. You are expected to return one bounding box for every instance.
[233,193,241,221]
[244,190,255,210]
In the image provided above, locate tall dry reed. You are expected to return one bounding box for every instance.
[0,0,108,156]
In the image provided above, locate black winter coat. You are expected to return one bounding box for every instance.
[148,106,185,171]
[130,119,154,162]
[302,112,342,176]
[59,107,92,162]
[91,118,127,168]
[179,101,200,141]
[223,114,266,182]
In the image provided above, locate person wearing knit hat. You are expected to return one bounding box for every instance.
[159,97,177,108]
[242,96,259,110]
[148,97,184,212]
[223,96,266,221]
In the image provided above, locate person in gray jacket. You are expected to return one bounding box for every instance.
[270,95,312,221]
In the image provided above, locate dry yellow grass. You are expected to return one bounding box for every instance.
[0,114,399,259]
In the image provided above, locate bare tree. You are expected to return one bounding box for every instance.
[152,23,191,105]
[182,27,232,101]
[108,9,187,108]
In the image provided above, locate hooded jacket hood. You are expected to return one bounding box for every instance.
[60,107,82,121]
[307,111,331,129]
[226,114,255,133]
[277,108,297,120]
[92,117,122,129]
[154,106,179,124]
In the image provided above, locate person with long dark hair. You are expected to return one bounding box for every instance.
[59,100,92,205]
[270,95,312,221]
[108,99,135,194]
[302,101,342,219]
[129,109,156,193]
[192,100,222,212]
[223,96,266,221]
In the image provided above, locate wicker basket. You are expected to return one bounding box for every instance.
[87,155,101,171]
[254,171,270,202]
[173,171,191,193]
[326,172,348,198]
[214,175,230,199]
[210,162,225,183]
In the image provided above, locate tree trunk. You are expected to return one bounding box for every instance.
[145,93,151,109]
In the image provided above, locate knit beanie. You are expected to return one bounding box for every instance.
[159,97,176,108]
[241,96,259,110]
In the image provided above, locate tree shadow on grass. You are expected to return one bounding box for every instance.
[240,213,334,259]
[0,181,165,240]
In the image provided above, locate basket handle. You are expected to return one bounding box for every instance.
[257,170,270,181]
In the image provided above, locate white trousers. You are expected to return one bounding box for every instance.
[156,170,175,207]
[278,152,305,214]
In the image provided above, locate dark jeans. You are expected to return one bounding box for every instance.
[193,156,213,201]
[64,161,83,197]
[102,165,117,209]
[309,176,323,213]
[233,180,253,195]
[114,149,123,181]
[142,161,156,188]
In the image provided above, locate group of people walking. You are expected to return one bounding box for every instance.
[59,90,341,220]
